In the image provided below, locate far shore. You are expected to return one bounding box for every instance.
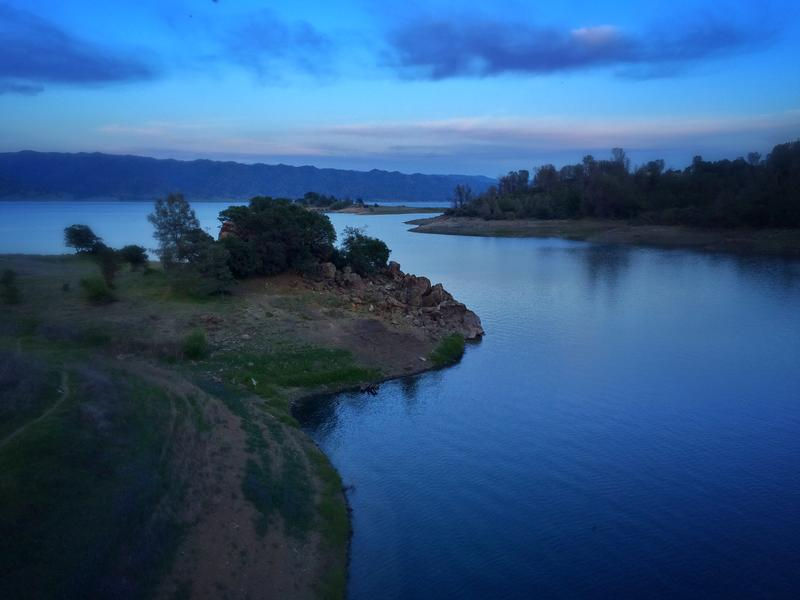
[323,205,444,215]
[407,215,800,257]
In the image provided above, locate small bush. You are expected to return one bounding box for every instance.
[183,330,208,360]
[119,245,148,270]
[92,244,120,288]
[80,276,116,304]
[429,334,466,367]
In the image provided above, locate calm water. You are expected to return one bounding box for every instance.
[3,202,800,598]
[294,219,800,598]
[0,199,447,255]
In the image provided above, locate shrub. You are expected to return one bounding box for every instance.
[429,334,466,367]
[80,276,116,304]
[93,244,120,288]
[341,226,390,275]
[119,245,148,270]
[183,330,208,360]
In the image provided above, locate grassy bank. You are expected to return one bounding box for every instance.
[407,216,800,257]
[0,253,467,599]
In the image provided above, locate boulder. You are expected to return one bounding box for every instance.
[402,275,431,306]
[420,283,453,307]
[319,262,336,279]
[345,272,363,288]
[387,261,403,279]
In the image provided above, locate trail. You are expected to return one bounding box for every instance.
[0,370,69,451]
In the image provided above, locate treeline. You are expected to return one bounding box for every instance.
[64,194,391,300]
[295,192,368,210]
[450,141,800,228]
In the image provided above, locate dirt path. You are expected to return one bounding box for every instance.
[0,369,68,451]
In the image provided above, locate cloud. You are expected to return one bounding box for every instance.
[0,3,157,94]
[385,16,774,80]
[0,81,43,95]
[198,9,334,79]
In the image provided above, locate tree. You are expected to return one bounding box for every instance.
[148,193,202,266]
[218,197,337,276]
[452,184,473,209]
[93,244,120,288]
[341,226,390,275]
[118,245,148,270]
[64,224,101,254]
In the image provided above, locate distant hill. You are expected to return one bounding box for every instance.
[0,151,494,203]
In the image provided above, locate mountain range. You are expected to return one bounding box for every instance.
[0,151,494,203]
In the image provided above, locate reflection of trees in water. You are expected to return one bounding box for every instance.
[731,255,800,293]
[579,244,632,297]
[399,376,420,408]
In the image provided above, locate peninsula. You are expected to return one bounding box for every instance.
[0,196,481,599]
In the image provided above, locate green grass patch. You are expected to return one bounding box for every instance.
[429,333,466,367]
[79,275,116,304]
[221,347,378,393]
[182,329,209,360]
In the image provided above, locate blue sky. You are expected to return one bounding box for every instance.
[1,0,799,176]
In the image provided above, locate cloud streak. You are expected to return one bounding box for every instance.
[0,3,157,94]
[385,16,774,80]
[223,10,334,79]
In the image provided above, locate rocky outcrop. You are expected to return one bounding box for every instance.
[313,261,484,340]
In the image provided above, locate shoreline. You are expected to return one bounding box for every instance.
[320,205,444,215]
[0,253,481,599]
[407,215,800,257]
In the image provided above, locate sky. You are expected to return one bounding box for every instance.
[1,0,799,176]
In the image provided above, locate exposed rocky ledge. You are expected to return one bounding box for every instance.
[311,260,484,340]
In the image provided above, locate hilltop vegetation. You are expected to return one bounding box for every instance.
[449,141,800,228]
[0,151,494,203]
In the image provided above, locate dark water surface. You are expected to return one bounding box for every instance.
[296,217,800,599]
[3,202,800,598]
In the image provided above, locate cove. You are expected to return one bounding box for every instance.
[296,218,800,599]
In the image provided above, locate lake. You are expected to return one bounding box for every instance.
[4,201,800,598]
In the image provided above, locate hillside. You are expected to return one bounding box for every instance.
[0,151,494,202]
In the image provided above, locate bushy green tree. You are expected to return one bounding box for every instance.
[118,245,148,270]
[341,226,390,275]
[64,224,101,253]
[218,197,337,276]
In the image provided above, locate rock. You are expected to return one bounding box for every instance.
[461,309,485,339]
[420,283,453,307]
[345,272,363,288]
[387,261,403,279]
[402,275,431,306]
[343,265,352,277]
[319,262,336,279]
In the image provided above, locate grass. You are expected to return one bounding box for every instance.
[80,275,116,304]
[429,333,466,367]
[182,329,209,360]
[0,360,186,599]
[220,347,379,393]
